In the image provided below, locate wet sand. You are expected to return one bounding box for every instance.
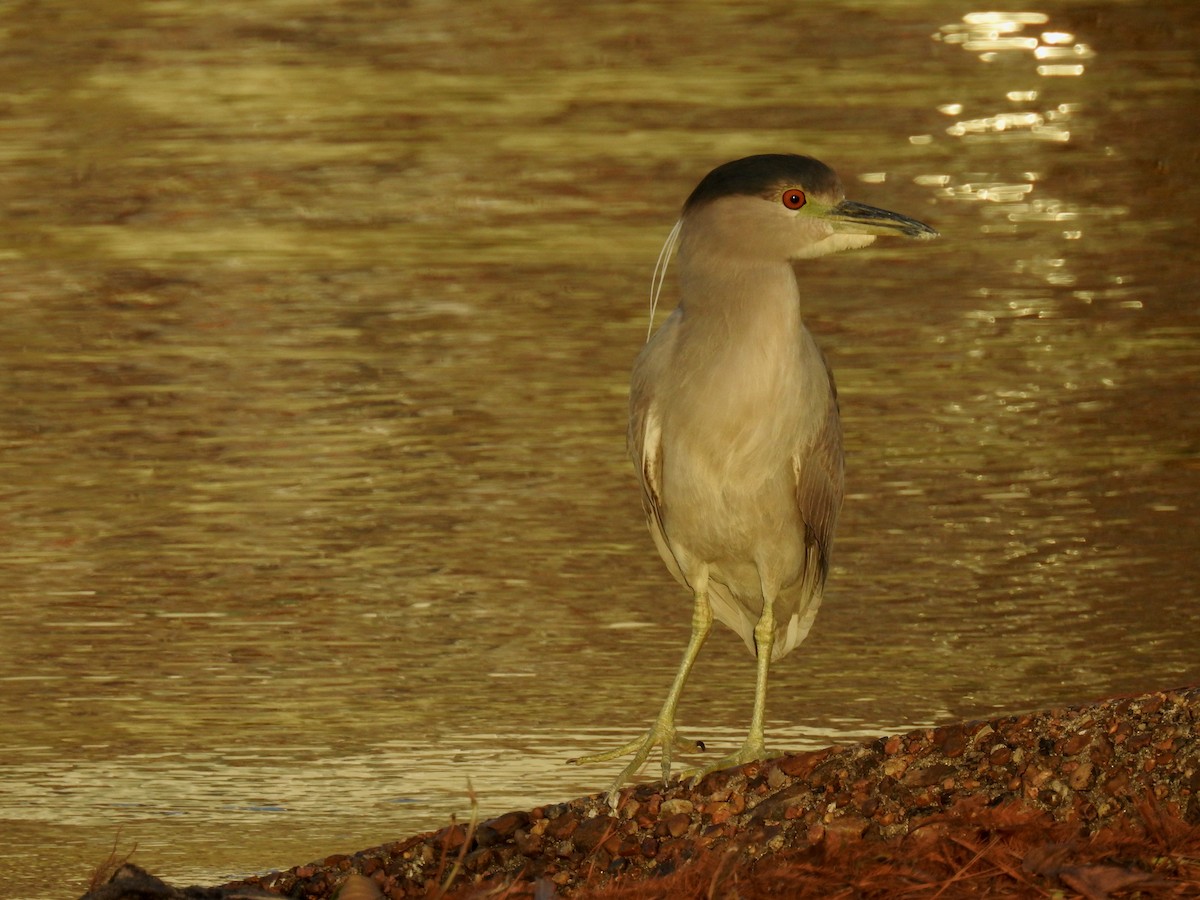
[85,684,1199,898]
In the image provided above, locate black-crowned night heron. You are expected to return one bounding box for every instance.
[572,154,938,806]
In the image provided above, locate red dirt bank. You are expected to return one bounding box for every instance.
[85,685,1200,899]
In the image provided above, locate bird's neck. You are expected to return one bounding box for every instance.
[664,250,817,472]
[676,249,804,341]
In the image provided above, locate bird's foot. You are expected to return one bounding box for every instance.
[683,737,778,783]
[569,721,705,812]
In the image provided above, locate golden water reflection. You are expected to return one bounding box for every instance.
[2,1,1199,897]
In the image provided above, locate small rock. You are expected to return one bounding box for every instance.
[570,814,617,853]
[777,748,831,778]
[971,724,995,746]
[487,810,531,837]
[664,812,691,837]
[514,829,544,856]
[766,764,788,790]
[826,813,870,839]
[708,802,733,824]
[932,724,967,758]
[544,811,579,841]
[1060,730,1091,755]
[472,824,501,848]
[660,798,694,816]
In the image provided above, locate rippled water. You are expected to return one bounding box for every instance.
[2,1,1198,895]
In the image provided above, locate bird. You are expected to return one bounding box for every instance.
[571,153,938,807]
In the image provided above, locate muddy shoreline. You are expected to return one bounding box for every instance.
[83,684,1200,898]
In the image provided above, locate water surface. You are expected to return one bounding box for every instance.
[2,1,1198,895]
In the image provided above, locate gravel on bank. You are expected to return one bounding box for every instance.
[84,685,1200,899]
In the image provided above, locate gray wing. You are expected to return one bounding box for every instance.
[773,352,844,660]
[627,312,685,587]
[627,359,660,523]
[793,352,845,588]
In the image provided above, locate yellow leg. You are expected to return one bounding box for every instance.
[569,568,713,809]
[687,587,776,779]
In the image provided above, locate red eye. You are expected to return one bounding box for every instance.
[782,189,806,210]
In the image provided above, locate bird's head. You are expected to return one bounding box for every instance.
[678,153,938,263]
